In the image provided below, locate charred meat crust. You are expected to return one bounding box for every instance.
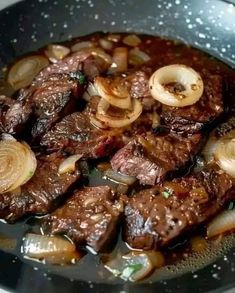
[43,186,124,252]
[124,169,233,250]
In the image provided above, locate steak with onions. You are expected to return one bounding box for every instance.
[161,74,224,133]
[0,152,80,222]
[111,132,202,185]
[43,186,124,252]
[124,169,233,250]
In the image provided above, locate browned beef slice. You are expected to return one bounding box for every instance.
[18,73,85,140]
[43,186,123,252]
[40,111,124,158]
[35,51,90,83]
[124,169,233,250]
[0,153,80,222]
[0,95,32,134]
[111,132,202,185]
[161,74,224,133]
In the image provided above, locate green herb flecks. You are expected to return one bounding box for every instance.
[121,263,143,281]
[70,71,86,85]
[162,188,173,199]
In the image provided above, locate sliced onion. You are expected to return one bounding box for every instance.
[82,82,99,102]
[107,34,121,42]
[94,76,131,109]
[22,233,81,264]
[90,115,108,129]
[45,44,70,62]
[104,251,154,282]
[7,56,49,90]
[97,98,110,115]
[99,38,113,50]
[207,209,235,238]
[83,47,112,65]
[71,41,94,52]
[58,154,83,174]
[104,169,136,185]
[109,47,128,73]
[96,99,142,128]
[214,138,235,178]
[123,34,141,47]
[149,64,204,107]
[129,48,151,66]
[0,140,37,193]
[202,135,221,164]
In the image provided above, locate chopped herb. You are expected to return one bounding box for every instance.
[121,263,143,280]
[162,188,173,199]
[228,201,234,210]
[70,71,86,85]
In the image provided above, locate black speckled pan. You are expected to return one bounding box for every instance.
[0,0,235,292]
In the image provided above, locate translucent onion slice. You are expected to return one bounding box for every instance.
[104,168,136,185]
[214,138,235,178]
[207,209,235,238]
[149,64,204,107]
[109,47,128,73]
[94,76,131,109]
[104,251,154,282]
[82,82,99,102]
[7,56,49,90]
[83,48,112,64]
[71,41,94,52]
[123,34,141,47]
[129,48,151,66]
[99,38,113,50]
[22,233,81,264]
[0,140,37,193]
[45,44,70,62]
[202,135,221,164]
[58,154,83,174]
[96,99,142,128]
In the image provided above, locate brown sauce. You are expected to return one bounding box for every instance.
[0,32,235,283]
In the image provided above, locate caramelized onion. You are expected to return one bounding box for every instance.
[202,135,220,164]
[149,64,204,107]
[109,47,128,73]
[83,48,112,64]
[58,154,83,174]
[7,56,49,90]
[104,251,154,282]
[99,38,113,50]
[0,140,37,193]
[96,99,142,128]
[94,76,131,109]
[71,41,93,52]
[82,82,99,102]
[214,138,235,178]
[104,169,136,185]
[22,233,81,264]
[45,44,70,62]
[207,209,235,238]
[129,48,151,66]
[123,34,141,47]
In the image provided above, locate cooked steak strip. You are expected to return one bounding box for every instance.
[0,95,32,134]
[0,152,80,222]
[111,132,202,185]
[161,74,224,133]
[124,169,233,250]
[40,112,124,158]
[43,186,124,252]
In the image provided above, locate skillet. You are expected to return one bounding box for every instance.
[0,0,235,292]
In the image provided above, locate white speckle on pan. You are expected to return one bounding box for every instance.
[221,48,226,53]
[111,21,116,26]
[175,0,180,5]
[188,11,192,16]
[196,18,203,25]
[206,43,211,48]
[50,32,54,38]
[188,24,193,29]
[63,22,68,28]
[186,18,190,24]
[198,33,206,39]
[193,274,198,279]
[94,14,99,20]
